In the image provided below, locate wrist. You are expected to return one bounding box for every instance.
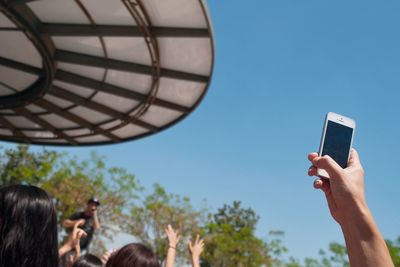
[63,243,73,252]
[191,254,200,261]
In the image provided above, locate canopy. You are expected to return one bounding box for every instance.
[0,0,214,145]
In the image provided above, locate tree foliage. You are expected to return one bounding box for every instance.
[0,144,57,186]
[128,183,207,265]
[386,237,400,267]
[201,201,271,267]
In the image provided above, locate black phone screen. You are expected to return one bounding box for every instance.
[321,121,353,168]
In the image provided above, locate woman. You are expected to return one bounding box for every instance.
[105,243,160,267]
[104,225,204,267]
[0,184,59,267]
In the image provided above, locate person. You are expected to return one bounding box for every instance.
[188,235,204,267]
[72,254,103,267]
[164,224,205,267]
[105,243,161,267]
[308,149,394,267]
[102,224,191,267]
[165,224,180,267]
[0,184,59,267]
[63,197,101,252]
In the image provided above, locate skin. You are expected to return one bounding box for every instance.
[165,224,180,267]
[59,222,87,259]
[63,203,100,231]
[308,149,394,267]
[100,249,116,265]
[188,235,204,267]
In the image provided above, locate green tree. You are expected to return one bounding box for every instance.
[0,144,58,186]
[265,230,288,267]
[128,183,207,265]
[386,237,400,267]
[283,242,349,267]
[201,201,271,267]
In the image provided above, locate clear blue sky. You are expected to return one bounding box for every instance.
[3,0,400,261]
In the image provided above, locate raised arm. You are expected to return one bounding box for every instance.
[63,218,85,229]
[59,222,87,258]
[308,149,394,267]
[188,235,204,267]
[92,209,100,231]
[164,224,180,267]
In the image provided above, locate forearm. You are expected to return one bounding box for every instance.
[93,214,100,230]
[190,255,200,267]
[58,243,72,257]
[165,247,176,267]
[341,206,393,267]
[63,219,78,228]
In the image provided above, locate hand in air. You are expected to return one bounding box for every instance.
[165,224,181,249]
[308,149,366,225]
[188,235,204,259]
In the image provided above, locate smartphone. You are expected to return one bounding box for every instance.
[317,112,356,178]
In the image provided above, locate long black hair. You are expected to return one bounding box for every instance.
[0,184,59,267]
[73,254,103,267]
[106,243,161,267]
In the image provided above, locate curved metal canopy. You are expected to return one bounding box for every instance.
[0,0,214,146]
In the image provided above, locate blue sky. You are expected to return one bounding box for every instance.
[3,0,400,261]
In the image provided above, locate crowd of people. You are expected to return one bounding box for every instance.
[58,221,203,267]
[0,149,395,267]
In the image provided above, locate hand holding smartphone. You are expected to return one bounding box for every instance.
[318,112,356,179]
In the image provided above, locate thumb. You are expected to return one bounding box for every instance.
[313,155,343,180]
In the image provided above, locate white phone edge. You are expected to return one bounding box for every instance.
[317,112,356,179]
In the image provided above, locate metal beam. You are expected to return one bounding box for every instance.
[55,70,190,113]
[5,0,39,6]
[54,50,209,83]
[0,115,28,141]
[0,81,18,93]
[41,23,209,38]
[0,134,30,143]
[13,107,78,145]
[35,99,120,142]
[50,86,158,132]
[0,27,20,31]
[0,56,41,75]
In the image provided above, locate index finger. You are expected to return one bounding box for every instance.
[308,152,318,162]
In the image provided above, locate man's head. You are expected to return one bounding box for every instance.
[86,197,100,216]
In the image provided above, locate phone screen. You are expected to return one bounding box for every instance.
[321,121,353,168]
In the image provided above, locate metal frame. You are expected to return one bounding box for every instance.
[41,23,210,38]
[0,2,55,109]
[54,50,209,83]
[0,0,215,146]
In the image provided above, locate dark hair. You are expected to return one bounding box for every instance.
[73,254,103,267]
[0,184,59,267]
[106,243,160,267]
